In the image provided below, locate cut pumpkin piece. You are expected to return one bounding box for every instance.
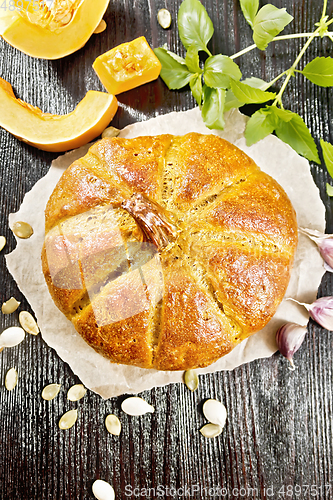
[93,36,162,95]
[0,0,110,59]
[0,77,118,152]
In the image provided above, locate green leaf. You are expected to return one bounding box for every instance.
[274,110,320,163]
[154,48,193,89]
[242,76,270,90]
[245,107,275,146]
[301,57,333,87]
[239,0,259,28]
[178,0,214,53]
[253,5,293,50]
[321,139,333,178]
[230,79,276,103]
[201,86,226,130]
[190,73,203,105]
[185,45,201,74]
[224,77,270,112]
[224,89,244,112]
[203,55,242,89]
[161,44,187,65]
[326,183,333,197]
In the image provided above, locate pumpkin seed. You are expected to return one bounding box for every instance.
[0,236,6,251]
[94,19,107,34]
[2,297,20,314]
[5,367,18,391]
[203,399,227,428]
[12,221,33,239]
[41,383,61,401]
[102,126,120,139]
[0,327,25,348]
[157,8,172,29]
[59,409,78,430]
[105,414,121,436]
[92,479,115,500]
[121,397,155,416]
[199,423,223,438]
[19,311,39,335]
[67,384,87,401]
[184,369,199,391]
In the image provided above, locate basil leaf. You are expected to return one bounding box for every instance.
[253,5,293,50]
[178,0,214,53]
[301,57,333,87]
[326,183,333,197]
[154,48,193,90]
[230,80,276,103]
[274,110,320,164]
[245,107,275,146]
[320,139,333,177]
[190,73,203,105]
[270,106,294,123]
[201,86,226,130]
[204,55,242,89]
[240,0,259,28]
[161,44,187,65]
[242,76,270,90]
[186,45,201,74]
[224,89,244,112]
[225,77,270,112]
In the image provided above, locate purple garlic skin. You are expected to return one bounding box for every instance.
[299,228,333,270]
[318,238,333,269]
[276,323,307,368]
[309,297,333,331]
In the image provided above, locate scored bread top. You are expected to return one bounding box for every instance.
[42,133,298,370]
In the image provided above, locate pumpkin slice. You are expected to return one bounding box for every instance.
[0,0,110,59]
[0,77,118,152]
[93,36,162,95]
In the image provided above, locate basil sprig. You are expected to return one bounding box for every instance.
[154,0,333,192]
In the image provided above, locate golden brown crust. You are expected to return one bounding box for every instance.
[42,133,298,370]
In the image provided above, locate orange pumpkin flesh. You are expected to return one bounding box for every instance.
[0,77,118,152]
[93,36,162,95]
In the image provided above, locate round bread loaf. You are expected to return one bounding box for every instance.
[42,133,298,370]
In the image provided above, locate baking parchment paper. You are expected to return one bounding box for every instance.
[6,108,326,399]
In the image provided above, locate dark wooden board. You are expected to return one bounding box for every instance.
[0,1,332,499]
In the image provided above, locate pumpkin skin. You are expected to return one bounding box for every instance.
[0,77,118,152]
[42,134,298,370]
[0,0,110,59]
[93,37,162,95]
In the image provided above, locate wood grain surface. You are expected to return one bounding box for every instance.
[0,1,332,499]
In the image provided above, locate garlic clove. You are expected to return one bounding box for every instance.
[0,327,25,348]
[308,297,333,331]
[289,296,333,331]
[276,322,307,368]
[299,227,333,270]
